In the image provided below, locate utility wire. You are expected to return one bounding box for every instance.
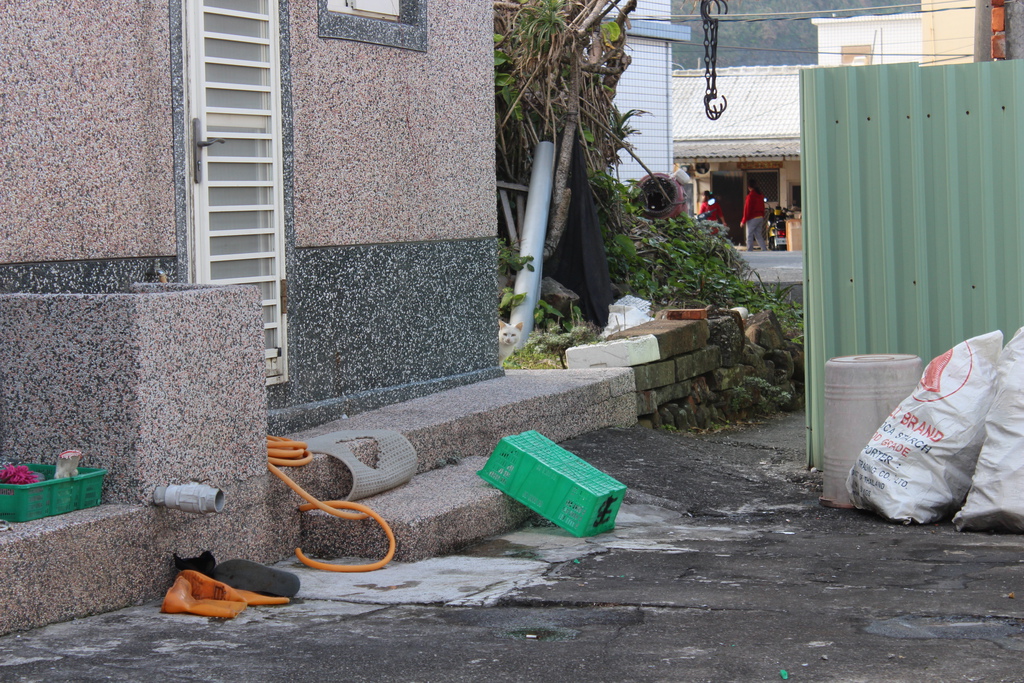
[673,43,973,58]
[634,1,981,22]
[651,4,978,70]
[646,1,957,19]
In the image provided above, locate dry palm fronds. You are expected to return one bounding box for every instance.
[495,0,640,251]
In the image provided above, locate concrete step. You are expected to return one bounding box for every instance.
[284,368,636,561]
[0,504,149,635]
[277,368,636,502]
[299,456,536,562]
[289,368,636,473]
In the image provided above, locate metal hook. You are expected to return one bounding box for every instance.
[700,0,728,21]
[704,94,728,120]
[701,0,728,121]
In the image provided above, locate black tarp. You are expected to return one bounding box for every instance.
[548,134,613,329]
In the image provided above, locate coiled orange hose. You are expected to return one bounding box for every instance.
[267,435,396,572]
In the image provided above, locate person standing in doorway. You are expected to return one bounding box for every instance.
[741,179,767,251]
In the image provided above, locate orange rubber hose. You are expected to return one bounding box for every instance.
[267,437,396,572]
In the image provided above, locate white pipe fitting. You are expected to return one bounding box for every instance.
[153,483,225,514]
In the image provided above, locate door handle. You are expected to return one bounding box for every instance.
[192,118,225,183]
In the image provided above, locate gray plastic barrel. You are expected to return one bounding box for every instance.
[820,354,922,508]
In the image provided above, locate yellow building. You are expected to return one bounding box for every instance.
[921,0,975,66]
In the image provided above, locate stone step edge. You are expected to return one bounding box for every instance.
[283,370,636,499]
[298,455,537,563]
[0,502,144,546]
[284,390,634,503]
[306,369,636,432]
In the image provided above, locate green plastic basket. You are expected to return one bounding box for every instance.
[0,464,107,523]
[478,430,626,537]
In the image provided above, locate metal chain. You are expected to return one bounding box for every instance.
[701,0,728,120]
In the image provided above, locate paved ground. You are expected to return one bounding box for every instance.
[738,250,803,303]
[4,413,1024,682]
[739,249,803,283]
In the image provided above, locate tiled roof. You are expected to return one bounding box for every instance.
[674,138,802,159]
[672,65,809,158]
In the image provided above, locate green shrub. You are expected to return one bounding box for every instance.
[593,172,803,338]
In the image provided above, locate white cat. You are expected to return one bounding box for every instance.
[498,320,524,363]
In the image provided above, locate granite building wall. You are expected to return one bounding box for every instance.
[0,0,500,432]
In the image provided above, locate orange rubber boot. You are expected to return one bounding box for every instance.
[161,570,248,618]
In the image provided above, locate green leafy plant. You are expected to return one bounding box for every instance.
[593,174,803,340]
[498,289,564,329]
[497,238,535,323]
[727,385,753,413]
[743,376,793,415]
[735,275,803,340]
[511,320,602,368]
[533,299,563,327]
[499,287,527,316]
[498,238,535,278]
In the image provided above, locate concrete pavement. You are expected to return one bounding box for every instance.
[3,412,1024,682]
[739,250,803,303]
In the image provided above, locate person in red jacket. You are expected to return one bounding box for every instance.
[740,179,767,251]
[697,190,726,235]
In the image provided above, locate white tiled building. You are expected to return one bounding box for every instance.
[614,0,690,181]
[811,13,923,66]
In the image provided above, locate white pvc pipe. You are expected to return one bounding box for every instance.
[154,483,225,514]
[510,140,554,347]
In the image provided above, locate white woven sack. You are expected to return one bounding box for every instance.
[954,326,1024,532]
[846,330,1003,524]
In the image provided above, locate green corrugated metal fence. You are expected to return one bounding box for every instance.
[801,60,1024,470]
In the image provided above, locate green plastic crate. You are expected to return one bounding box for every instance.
[0,464,107,523]
[478,430,626,537]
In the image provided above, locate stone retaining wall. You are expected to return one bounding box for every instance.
[566,310,804,429]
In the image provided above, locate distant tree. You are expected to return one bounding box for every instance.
[670,0,922,68]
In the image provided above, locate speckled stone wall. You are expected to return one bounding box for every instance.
[1,0,500,433]
[0,285,266,504]
[288,0,496,246]
[0,257,177,295]
[0,1,175,264]
[268,237,502,433]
